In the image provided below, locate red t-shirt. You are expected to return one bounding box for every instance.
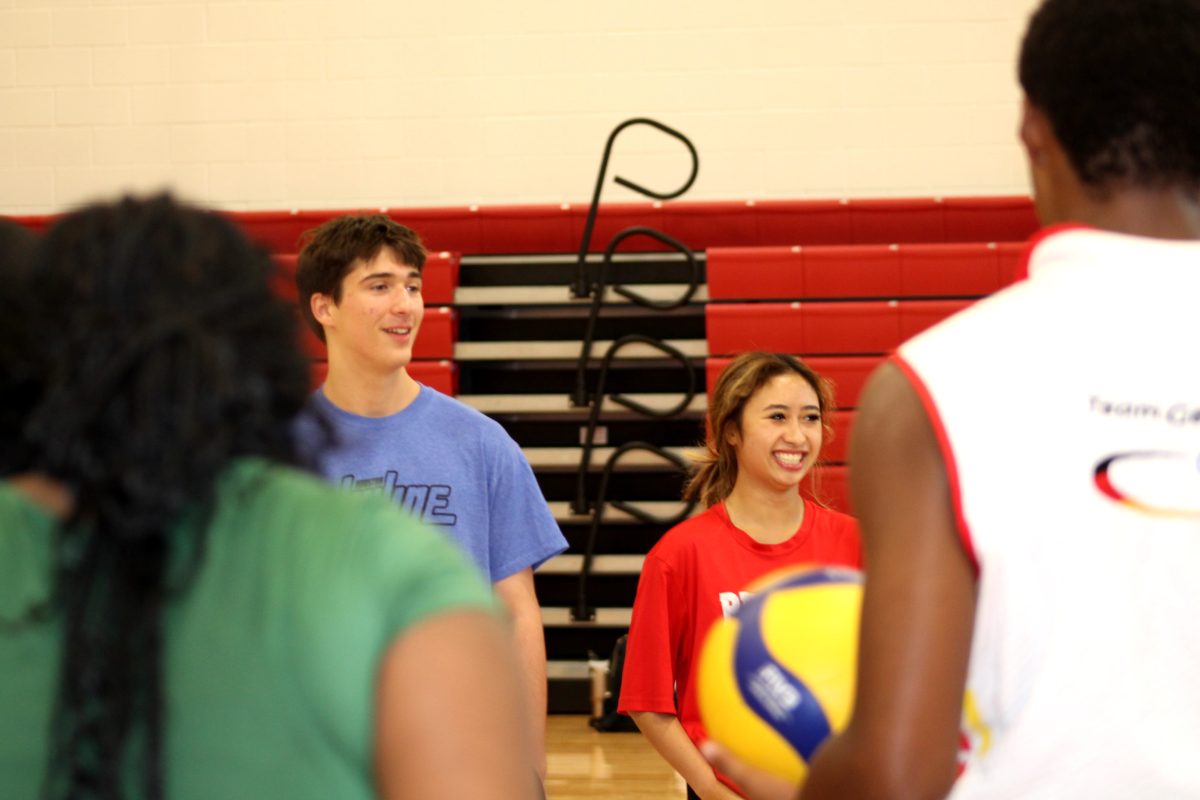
[617,499,861,791]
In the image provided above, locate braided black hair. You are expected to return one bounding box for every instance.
[24,195,311,800]
[1019,0,1200,196]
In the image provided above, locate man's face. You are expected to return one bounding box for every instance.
[317,248,424,375]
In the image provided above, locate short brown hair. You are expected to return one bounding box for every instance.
[296,214,427,342]
[684,351,835,508]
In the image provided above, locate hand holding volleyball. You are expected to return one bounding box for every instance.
[697,565,863,785]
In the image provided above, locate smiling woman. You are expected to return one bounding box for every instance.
[615,352,862,799]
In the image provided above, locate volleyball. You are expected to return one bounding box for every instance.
[697,565,863,784]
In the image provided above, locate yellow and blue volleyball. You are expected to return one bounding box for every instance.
[697,564,863,784]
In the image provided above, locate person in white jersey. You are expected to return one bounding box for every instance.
[704,0,1200,797]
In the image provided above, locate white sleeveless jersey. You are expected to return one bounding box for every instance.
[897,227,1200,799]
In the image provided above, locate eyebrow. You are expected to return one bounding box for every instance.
[762,403,821,412]
[359,269,421,283]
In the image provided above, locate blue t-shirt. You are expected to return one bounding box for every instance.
[295,385,567,583]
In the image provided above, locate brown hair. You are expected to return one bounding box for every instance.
[683,351,835,508]
[295,214,427,342]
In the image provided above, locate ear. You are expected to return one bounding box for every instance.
[310,292,337,328]
[724,423,741,449]
[1019,98,1051,167]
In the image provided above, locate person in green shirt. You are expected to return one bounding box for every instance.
[0,196,537,800]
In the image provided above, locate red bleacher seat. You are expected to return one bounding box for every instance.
[479,204,574,254]
[309,359,458,395]
[803,465,851,514]
[754,199,853,246]
[389,207,481,254]
[996,242,1026,285]
[270,254,300,302]
[227,210,335,253]
[898,300,973,340]
[804,245,901,298]
[213,196,1038,257]
[802,302,902,354]
[414,306,457,358]
[823,410,855,464]
[898,243,1008,296]
[707,242,1027,302]
[661,201,758,249]
[570,202,666,253]
[808,355,883,408]
[943,196,1039,243]
[705,302,804,354]
[706,300,973,356]
[419,252,460,305]
[706,247,804,300]
[849,198,946,244]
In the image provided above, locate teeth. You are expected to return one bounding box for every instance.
[385,327,411,334]
[775,453,806,466]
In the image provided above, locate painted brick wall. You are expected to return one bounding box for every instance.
[0,0,1041,213]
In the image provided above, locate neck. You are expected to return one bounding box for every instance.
[1066,187,1200,240]
[7,473,74,520]
[322,360,421,417]
[723,479,807,545]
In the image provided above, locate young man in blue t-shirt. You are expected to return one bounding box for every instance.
[293,215,567,780]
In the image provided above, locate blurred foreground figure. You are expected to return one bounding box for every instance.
[0,195,537,800]
[706,1,1200,798]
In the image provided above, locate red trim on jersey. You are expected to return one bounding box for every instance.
[1014,222,1093,281]
[889,354,980,576]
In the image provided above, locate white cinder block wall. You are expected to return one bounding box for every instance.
[0,0,1042,214]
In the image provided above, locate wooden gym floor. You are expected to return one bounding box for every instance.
[545,715,685,799]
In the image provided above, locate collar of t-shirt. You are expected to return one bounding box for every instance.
[712,499,816,554]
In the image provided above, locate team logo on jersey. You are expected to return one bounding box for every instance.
[1093,451,1200,518]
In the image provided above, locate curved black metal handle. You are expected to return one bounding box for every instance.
[573,118,699,298]
[571,229,700,409]
[570,441,698,622]
[572,334,696,514]
[605,227,700,311]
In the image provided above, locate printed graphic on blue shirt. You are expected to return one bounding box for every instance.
[338,472,458,526]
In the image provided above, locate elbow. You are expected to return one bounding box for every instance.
[857,753,958,800]
[810,730,959,800]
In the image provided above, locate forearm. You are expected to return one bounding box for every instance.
[495,569,549,779]
[375,611,535,800]
[510,599,548,778]
[796,731,885,800]
[630,711,740,799]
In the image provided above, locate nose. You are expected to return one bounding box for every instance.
[390,288,413,314]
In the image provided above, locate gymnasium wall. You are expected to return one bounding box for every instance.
[0,0,1042,214]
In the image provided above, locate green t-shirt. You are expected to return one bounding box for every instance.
[0,459,498,799]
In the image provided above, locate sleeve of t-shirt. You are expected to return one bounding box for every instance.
[617,553,683,716]
[483,427,568,582]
